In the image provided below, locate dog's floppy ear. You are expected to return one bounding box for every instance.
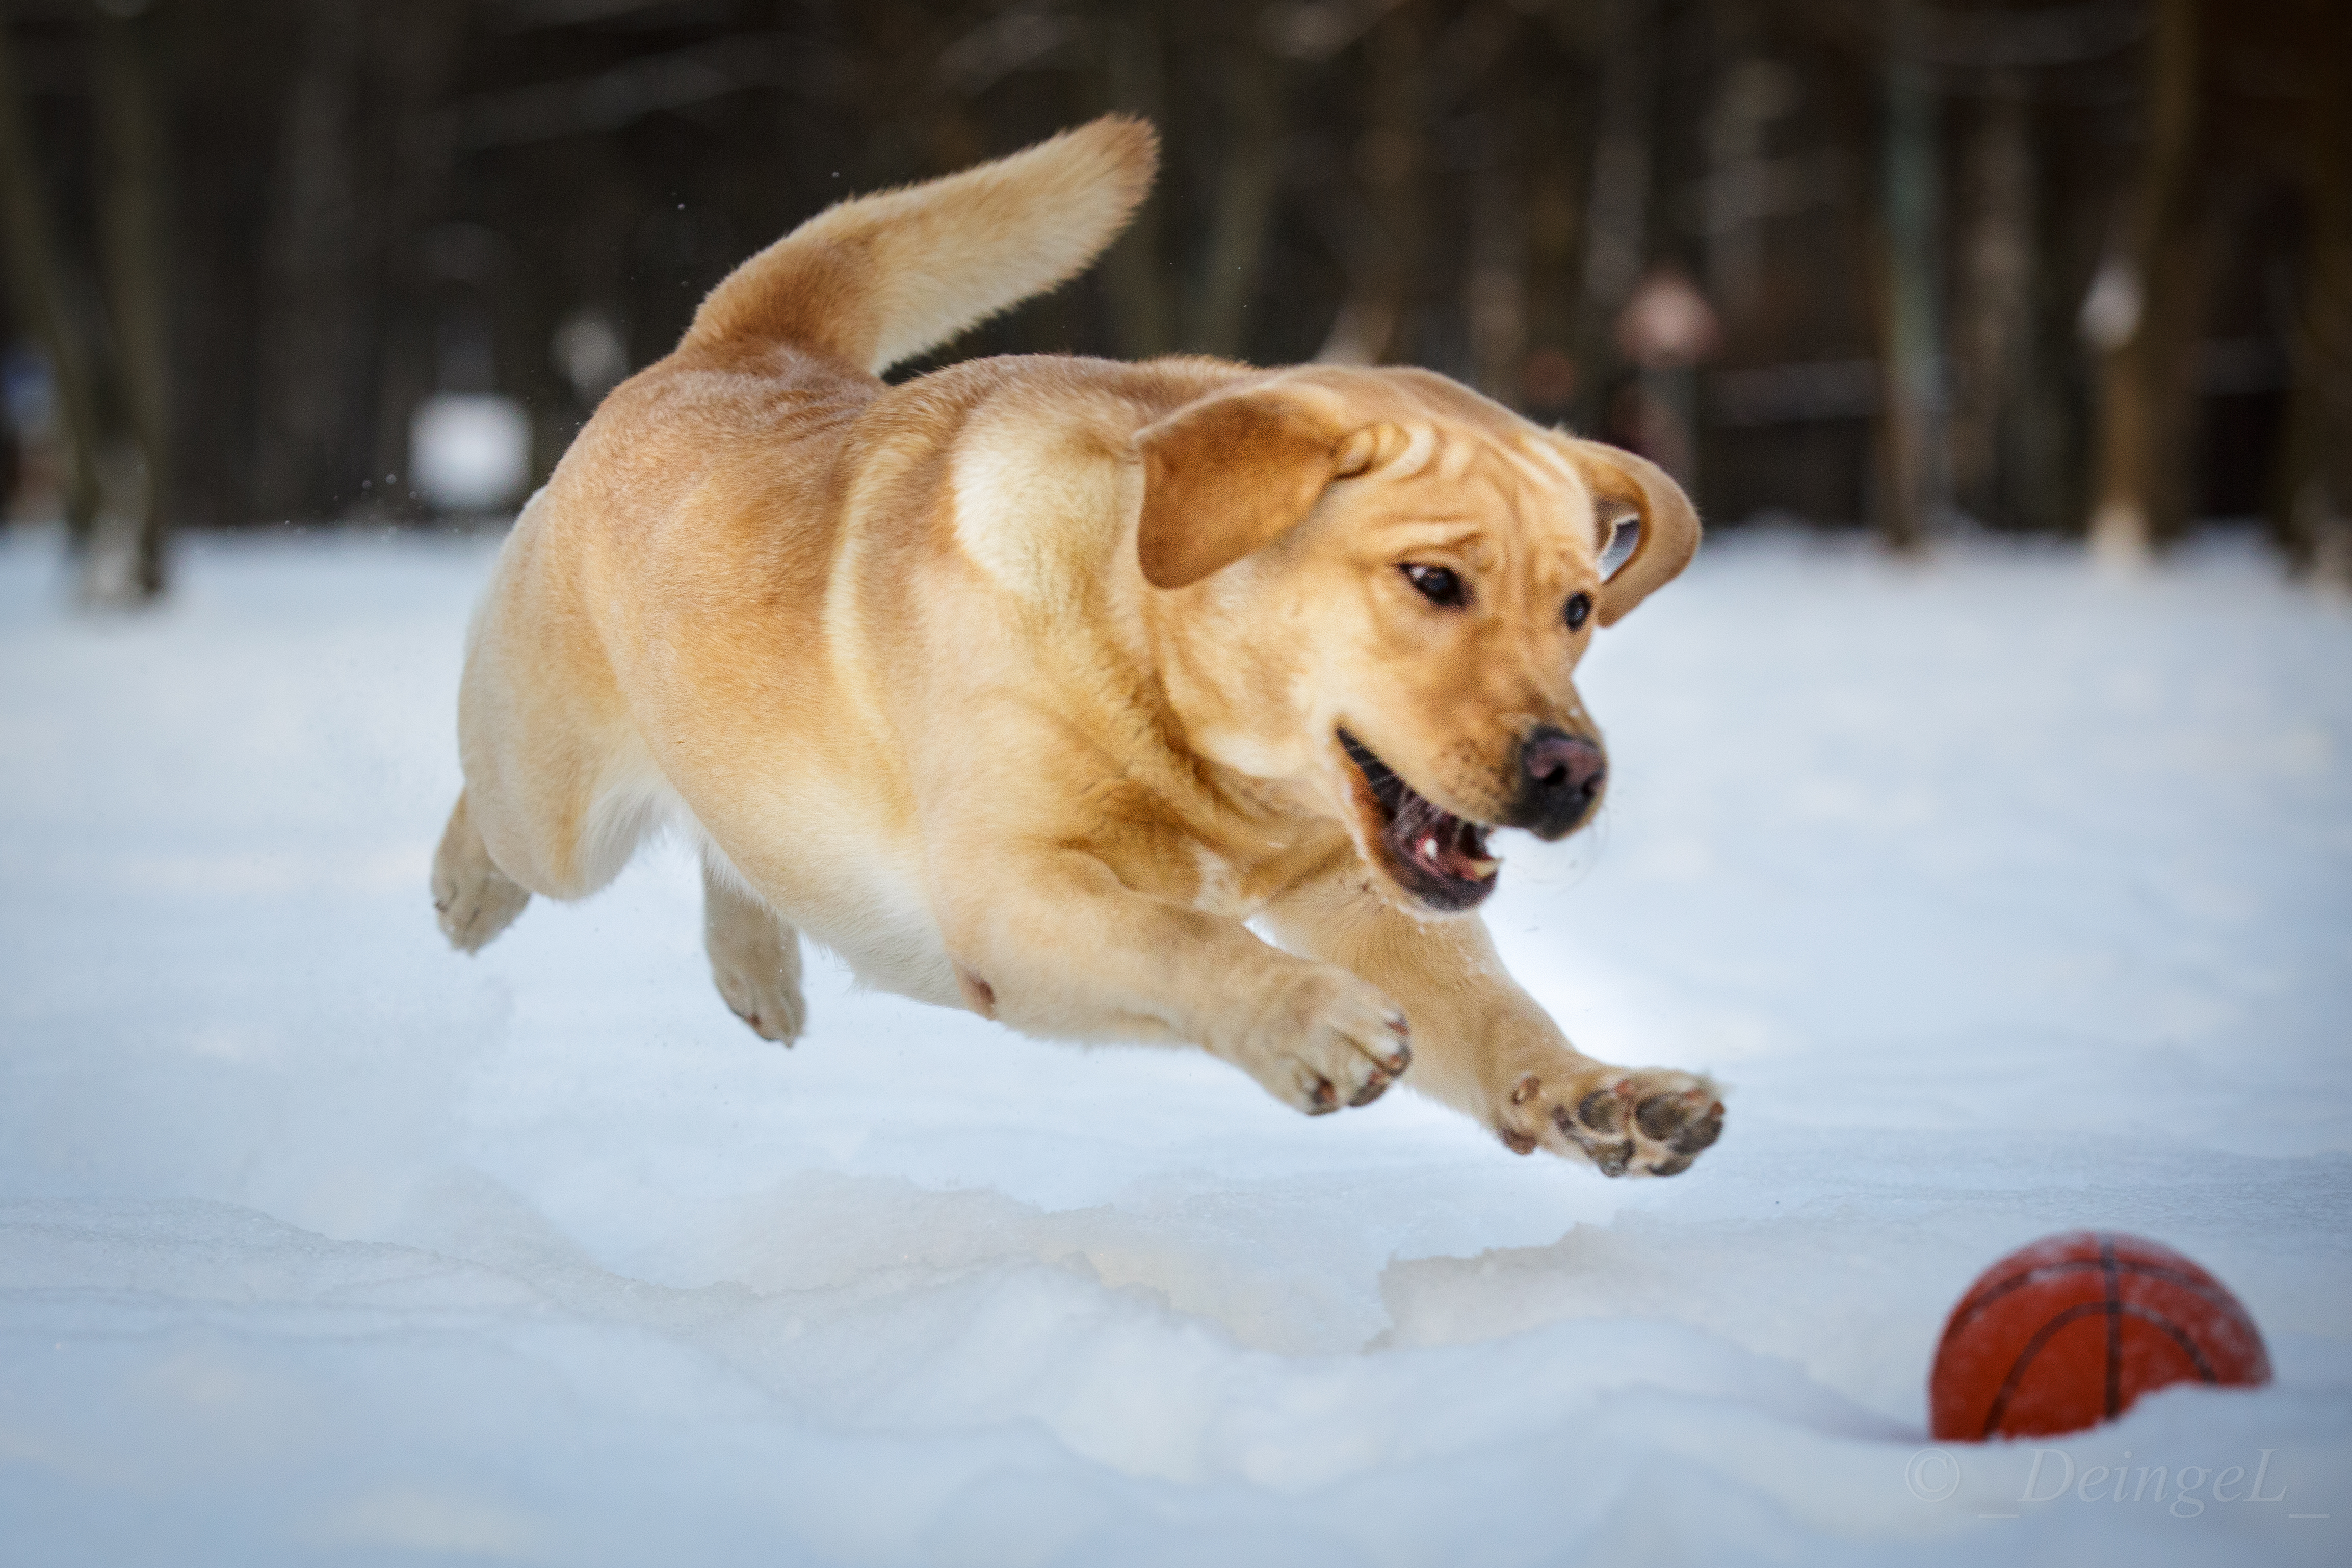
[1135,385,1390,589]
[1567,439,1702,626]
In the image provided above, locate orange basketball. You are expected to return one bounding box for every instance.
[1929,1231,2270,1442]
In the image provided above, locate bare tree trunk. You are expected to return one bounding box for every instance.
[254,0,363,522]
[1949,72,2034,530]
[1318,0,1426,365]
[363,1,466,513]
[1184,2,1282,359]
[1870,0,1944,554]
[1096,0,1172,358]
[0,7,170,604]
[2089,0,2203,563]
[92,2,171,599]
[1702,7,1786,327]
[0,16,106,554]
[2275,0,2351,586]
[1571,0,1654,428]
[1466,98,1524,401]
[1518,55,1586,424]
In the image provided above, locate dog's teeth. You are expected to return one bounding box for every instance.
[1466,856,1499,877]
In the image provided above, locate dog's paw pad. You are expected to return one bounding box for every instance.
[1576,1086,1626,1133]
[1501,1066,1724,1177]
[1637,1089,1723,1156]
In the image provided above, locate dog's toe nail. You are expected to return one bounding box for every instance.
[1349,1073,1389,1107]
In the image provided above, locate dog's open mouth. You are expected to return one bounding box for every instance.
[1338,729,1499,913]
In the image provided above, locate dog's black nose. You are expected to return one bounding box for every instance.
[1518,727,1606,839]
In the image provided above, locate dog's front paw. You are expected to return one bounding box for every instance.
[1221,966,1414,1115]
[1496,1062,1723,1177]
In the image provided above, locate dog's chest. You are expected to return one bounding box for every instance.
[1184,832,1351,920]
[1186,844,1251,917]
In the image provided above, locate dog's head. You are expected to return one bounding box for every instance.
[1134,366,1698,917]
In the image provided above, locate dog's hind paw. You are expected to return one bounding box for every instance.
[704,866,805,1045]
[1495,1062,1723,1177]
[713,952,805,1044]
[431,795,531,954]
[432,859,531,954]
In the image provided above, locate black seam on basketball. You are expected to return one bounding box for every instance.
[2101,1236,2123,1419]
[1981,1300,2115,1438]
[1940,1270,2071,1347]
[1975,1299,2233,1436]
[1941,1261,2240,1347]
[2117,1303,2222,1384]
[1950,1262,2231,1321]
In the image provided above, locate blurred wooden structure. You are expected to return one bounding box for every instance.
[2088,0,2349,571]
[0,0,2342,596]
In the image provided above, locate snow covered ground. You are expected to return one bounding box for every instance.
[2,522,2346,1566]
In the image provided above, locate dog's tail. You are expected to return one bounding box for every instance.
[683,116,1158,375]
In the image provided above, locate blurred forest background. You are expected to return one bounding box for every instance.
[0,0,2344,603]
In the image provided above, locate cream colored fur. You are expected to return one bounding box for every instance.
[431,116,1724,1175]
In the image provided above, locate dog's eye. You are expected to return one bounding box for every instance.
[1564,591,1592,631]
[1401,564,1466,607]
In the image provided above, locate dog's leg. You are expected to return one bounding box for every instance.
[703,858,805,1044]
[939,854,1410,1114]
[431,790,533,953]
[1260,871,1724,1175]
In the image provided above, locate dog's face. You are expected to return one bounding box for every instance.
[1135,367,1699,917]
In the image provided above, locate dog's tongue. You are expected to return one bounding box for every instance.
[1391,793,1498,885]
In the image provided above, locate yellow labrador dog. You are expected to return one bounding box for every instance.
[433,117,1722,1176]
